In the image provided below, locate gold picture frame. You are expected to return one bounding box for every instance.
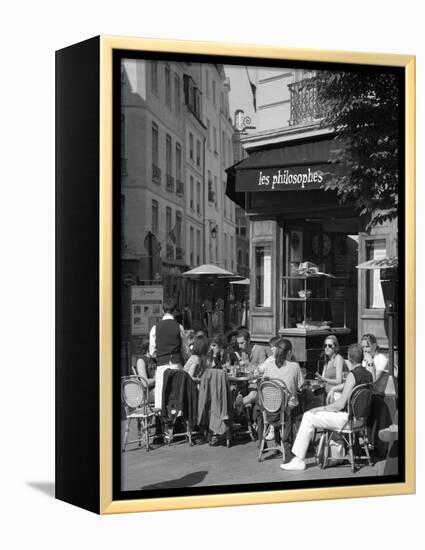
[56,35,415,514]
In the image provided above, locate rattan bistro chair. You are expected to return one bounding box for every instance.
[257,379,291,463]
[121,375,156,452]
[316,383,374,472]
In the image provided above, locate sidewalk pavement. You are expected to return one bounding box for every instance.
[121,420,391,492]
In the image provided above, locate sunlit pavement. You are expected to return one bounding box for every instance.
[121,420,392,492]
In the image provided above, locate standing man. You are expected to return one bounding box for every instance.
[149,298,189,409]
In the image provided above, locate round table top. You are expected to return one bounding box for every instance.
[228,375,251,383]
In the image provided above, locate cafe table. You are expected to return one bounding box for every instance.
[226,371,257,441]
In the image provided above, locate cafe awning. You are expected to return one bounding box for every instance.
[226,136,341,208]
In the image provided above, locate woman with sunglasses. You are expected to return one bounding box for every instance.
[315,335,345,394]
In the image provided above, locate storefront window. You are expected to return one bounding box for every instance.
[366,239,386,308]
[255,245,272,307]
[280,229,348,330]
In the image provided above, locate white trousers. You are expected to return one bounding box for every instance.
[154,363,181,409]
[292,410,349,460]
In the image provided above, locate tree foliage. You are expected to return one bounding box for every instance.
[316,70,399,227]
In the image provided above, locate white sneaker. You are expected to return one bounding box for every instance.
[265,425,275,441]
[280,457,306,471]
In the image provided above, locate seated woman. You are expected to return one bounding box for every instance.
[133,340,156,389]
[185,329,196,353]
[281,343,372,471]
[361,333,391,452]
[183,335,209,379]
[236,339,303,438]
[207,334,227,369]
[315,335,345,394]
[262,340,304,407]
[256,339,304,440]
[132,340,159,438]
[361,333,389,394]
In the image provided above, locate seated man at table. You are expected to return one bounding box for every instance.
[226,328,267,367]
[281,343,372,471]
[232,330,268,410]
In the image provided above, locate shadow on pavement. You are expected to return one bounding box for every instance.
[26,481,55,498]
[141,470,208,490]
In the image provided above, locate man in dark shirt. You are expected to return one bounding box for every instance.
[149,298,188,409]
[281,343,372,471]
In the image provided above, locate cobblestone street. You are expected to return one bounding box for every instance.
[121,419,387,492]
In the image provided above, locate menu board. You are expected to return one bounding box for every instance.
[131,285,163,336]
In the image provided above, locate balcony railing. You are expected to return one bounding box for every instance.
[152,164,161,184]
[208,189,215,203]
[166,174,175,192]
[288,77,325,127]
[166,244,174,260]
[176,180,184,196]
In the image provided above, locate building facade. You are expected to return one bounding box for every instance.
[227,67,397,367]
[120,58,236,345]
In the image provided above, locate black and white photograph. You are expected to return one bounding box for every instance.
[117,53,403,497]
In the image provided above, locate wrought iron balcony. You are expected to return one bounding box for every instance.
[166,174,175,192]
[288,77,326,127]
[152,164,161,184]
[176,180,184,196]
[208,189,215,203]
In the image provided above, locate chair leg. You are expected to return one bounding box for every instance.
[258,414,267,462]
[136,418,142,447]
[323,432,329,469]
[280,424,286,463]
[348,432,356,472]
[123,418,131,452]
[144,418,150,452]
[169,417,176,446]
[316,432,325,466]
[362,430,372,466]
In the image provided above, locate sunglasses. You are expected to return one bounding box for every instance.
[324,343,335,349]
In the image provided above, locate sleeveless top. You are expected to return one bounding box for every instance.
[134,354,156,379]
[156,318,182,365]
[323,353,345,393]
[351,365,373,387]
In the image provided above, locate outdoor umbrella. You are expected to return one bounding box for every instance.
[229,278,250,285]
[181,264,241,279]
[181,264,242,337]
